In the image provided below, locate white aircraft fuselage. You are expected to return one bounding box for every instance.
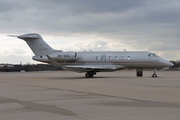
[12,33,173,78]
[33,51,172,69]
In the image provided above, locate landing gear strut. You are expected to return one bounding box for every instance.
[85,71,96,78]
[152,69,157,77]
[136,69,143,77]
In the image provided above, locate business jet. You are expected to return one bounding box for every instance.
[10,33,173,78]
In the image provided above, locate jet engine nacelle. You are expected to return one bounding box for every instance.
[33,52,76,62]
[52,52,76,62]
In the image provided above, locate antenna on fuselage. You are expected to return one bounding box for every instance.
[89,49,92,52]
[123,49,126,51]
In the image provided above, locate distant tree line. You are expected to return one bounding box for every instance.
[0,64,61,72]
[170,60,180,68]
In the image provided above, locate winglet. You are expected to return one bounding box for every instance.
[46,55,62,68]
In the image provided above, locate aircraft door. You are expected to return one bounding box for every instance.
[75,52,77,59]
[101,54,106,62]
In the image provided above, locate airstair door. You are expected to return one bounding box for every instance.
[101,54,106,62]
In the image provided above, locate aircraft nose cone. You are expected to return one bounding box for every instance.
[166,61,174,67]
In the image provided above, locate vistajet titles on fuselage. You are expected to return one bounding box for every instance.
[10,33,173,78]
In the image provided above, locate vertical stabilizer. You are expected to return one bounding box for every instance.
[17,33,61,56]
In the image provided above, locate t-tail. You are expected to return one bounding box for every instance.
[16,33,63,56]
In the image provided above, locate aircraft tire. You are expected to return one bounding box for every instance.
[85,72,95,78]
[152,74,157,77]
[85,73,90,78]
[85,73,93,78]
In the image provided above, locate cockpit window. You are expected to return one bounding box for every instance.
[148,53,158,57]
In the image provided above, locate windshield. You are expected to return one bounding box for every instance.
[148,53,159,57]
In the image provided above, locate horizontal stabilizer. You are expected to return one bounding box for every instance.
[9,33,58,56]
[17,34,40,39]
[7,35,18,37]
[8,34,39,39]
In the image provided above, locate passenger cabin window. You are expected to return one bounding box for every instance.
[115,56,118,60]
[128,56,130,60]
[109,56,111,60]
[121,56,124,60]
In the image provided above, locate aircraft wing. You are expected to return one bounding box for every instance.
[64,64,126,72]
[46,55,126,72]
[46,55,62,68]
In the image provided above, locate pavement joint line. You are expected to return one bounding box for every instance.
[0,81,180,108]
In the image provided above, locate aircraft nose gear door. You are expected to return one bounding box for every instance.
[101,54,106,62]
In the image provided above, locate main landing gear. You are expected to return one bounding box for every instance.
[136,69,143,77]
[85,71,96,78]
[152,69,157,77]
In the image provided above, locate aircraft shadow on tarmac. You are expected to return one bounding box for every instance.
[44,76,156,80]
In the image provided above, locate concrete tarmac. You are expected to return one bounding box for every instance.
[0,70,180,120]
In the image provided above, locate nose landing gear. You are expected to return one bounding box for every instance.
[152,69,157,77]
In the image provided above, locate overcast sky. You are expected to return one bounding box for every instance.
[0,0,180,64]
